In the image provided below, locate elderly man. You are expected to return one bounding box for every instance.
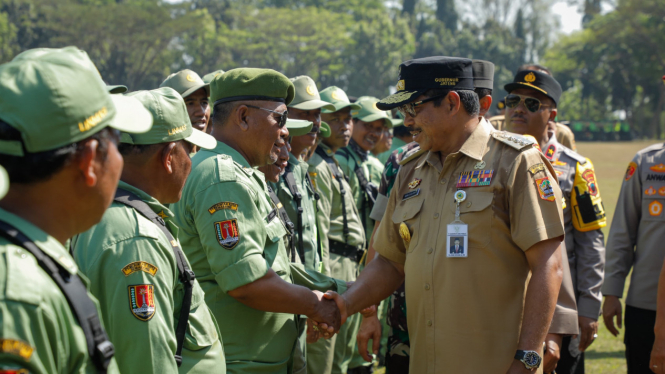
[171,68,341,374]
[0,47,152,373]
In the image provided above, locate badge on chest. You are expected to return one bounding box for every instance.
[447,190,468,258]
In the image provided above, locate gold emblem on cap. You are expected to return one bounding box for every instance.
[399,222,411,244]
[331,90,342,101]
[396,80,405,91]
[186,74,196,82]
[524,72,536,83]
[306,85,316,96]
[372,102,379,110]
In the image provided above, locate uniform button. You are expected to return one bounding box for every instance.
[425,283,431,290]
[433,213,439,219]
[440,178,446,184]
[427,320,433,326]
[427,248,433,254]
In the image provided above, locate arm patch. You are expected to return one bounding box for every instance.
[571,159,607,231]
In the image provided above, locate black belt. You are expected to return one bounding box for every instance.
[329,240,364,262]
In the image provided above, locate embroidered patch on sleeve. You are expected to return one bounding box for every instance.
[121,261,158,277]
[625,162,637,181]
[0,339,33,361]
[214,219,240,249]
[535,177,556,201]
[208,202,239,215]
[128,284,156,321]
[528,163,546,175]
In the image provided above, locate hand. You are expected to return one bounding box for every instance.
[578,316,599,351]
[357,313,382,362]
[543,333,562,373]
[650,334,665,374]
[308,290,341,334]
[506,359,532,374]
[306,318,321,343]
[322,291,349,325]
[602,295,623,337]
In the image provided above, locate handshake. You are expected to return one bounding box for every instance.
[306,290,348,341]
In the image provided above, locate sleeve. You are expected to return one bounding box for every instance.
[311,163,333,275]
[549,243,580,335]
[193,181,270,293]
[602,154,642,297]
[373,171,407,264]
[289,263,346,294]
[369,193,389,222]
[508,148,565,251]
[82,237,179,374]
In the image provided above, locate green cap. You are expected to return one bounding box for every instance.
[320,86,361,113]
[160,69,210,99]
[288,76,335,111]
[123,87,216,149]
[351,97,394,128]
[107,85,128,94]
[0,165,8,199]
[0,47,152,156]
[286,119,313,136]
[210,68,295,106]
[319,122,331,138]
[202,70,225,85]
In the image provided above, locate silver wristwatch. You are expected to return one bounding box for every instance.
[514,350,542,371]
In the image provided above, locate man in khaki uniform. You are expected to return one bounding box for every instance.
[602,142,665,373]
[0,47,153,373]
[326,56,565,374]
[307,86,365,374]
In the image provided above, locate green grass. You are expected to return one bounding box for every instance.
[373,140,663,374]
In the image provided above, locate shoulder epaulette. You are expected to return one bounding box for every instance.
[216,154,237,182]
[639,143,665,155]
[491,131,536,151]
[398,145,426,166]
[559,146,587,165]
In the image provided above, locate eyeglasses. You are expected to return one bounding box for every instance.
[245,104,288,128]
[505,94,550,113]
[397,93,449,118]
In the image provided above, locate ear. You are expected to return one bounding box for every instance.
[235,105,250,131]
[549,108,558,122]
[479,96,492,113]
[77,139,100,187]
[446,92,462,115]
[161,142,177,174]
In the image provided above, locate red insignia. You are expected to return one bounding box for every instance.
[536,177,556,201]
[128,284,156,321]
[659,187,665,196]
[215,219,240,249]
[581,169,599,197]
[650,163,665,173]
[625,162,637,181]
[545,144,556,160]
[646,186,657,196]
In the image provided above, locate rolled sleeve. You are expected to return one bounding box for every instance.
[217,254,270,293]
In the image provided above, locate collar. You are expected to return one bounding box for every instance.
[117,181,174,220]
[0,207,78,274]
[206,140,252,169]
[416,120,489,171]
[348,139,369,162]
[318,142,335,156]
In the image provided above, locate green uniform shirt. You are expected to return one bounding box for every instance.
[336,140,384,239]
[72,181,225,374]
[271,153,321,272]
[0,208,120,374]
[377,136,407,165]
[172,141,344,373]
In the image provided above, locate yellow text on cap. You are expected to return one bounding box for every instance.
[78,107,108,132]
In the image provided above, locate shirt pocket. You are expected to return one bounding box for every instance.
[450,191,494,248]
[183,303,220,350]
[264,216,289,275]
[391,198,425,253]
[642,184,665,221]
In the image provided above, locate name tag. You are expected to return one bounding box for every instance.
[402,189,420,201]
[266,209,277,222]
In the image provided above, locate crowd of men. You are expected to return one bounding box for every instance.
[0,46,664,374]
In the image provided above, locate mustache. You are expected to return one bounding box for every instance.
[511,113,526,121]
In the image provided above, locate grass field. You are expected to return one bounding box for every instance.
[373,140,662,374]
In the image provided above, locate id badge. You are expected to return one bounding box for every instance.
[447,223,468,258]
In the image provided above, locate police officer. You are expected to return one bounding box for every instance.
[161,69,211,136]
[326,56,566,374]
[602,141,665,373]
[504,70,606,374]
[71,87,227,373]
[0,47,153,373]
[171,68,343,374]
[307,86,365,374]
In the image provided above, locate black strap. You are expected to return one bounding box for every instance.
[0,221,115,373]
[283,165,305,264]
[113,189,194,367]
[266,186,297,262]
[328,240,364,263]
[315,147,350,243]
[304,172,323,262]
[337,148,378,242]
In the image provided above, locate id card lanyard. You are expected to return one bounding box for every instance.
[447,190,469,258]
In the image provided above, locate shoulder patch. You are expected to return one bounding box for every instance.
[128,284,156,321]
[528,163,546,175]
[216,154,237,182]
[571,159,606,231]
[398,146,426,166]
[214,219,240,249]
[535,177,556,201]
[208,202,239,214]
[0,339,34,361]
[122,261,158,277]
[625,161,638,181]
[492,131,536,151]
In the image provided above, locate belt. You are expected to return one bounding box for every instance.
[329,240,364,262]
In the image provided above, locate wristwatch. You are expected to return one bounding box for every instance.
[514,350,542,371]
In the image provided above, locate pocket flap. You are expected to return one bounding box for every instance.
[265,216,287,242]
[449,191,493,214]
[392,198,424,223]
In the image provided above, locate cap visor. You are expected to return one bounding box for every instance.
[185,128,217,149]
[391,118,404,127]
[0,165,8,199]
[182,83,210,98]
[109,95,153,134]
[376,90,426,110]
[322,102,362,113]
[286,119,314,137]
[357,113,393,128]
[107,85,128,94]
[290,100,336,112]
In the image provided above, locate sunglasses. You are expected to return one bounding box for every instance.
[397,93,449,118]
[245,104,288,128]
[505,94,551,113]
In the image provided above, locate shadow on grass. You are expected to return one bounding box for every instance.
[587,351,625,360]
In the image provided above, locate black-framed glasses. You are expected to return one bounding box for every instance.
[245,104,288,128]
[504,94,550,113]
[397,93,448,118]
